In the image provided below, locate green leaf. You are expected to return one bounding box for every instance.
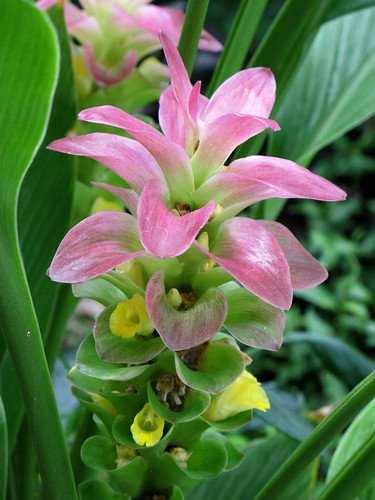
[72,277,126,306]
[207,0,268,95]
[74,335,153,383]
[189,433,317,500]
[285,333,375,387]
[326,0,375,20]
[270,7,375,165]
[221,282,285,351]
[81,435,117,471]
[0,397,7,500]
[187,431,228,479]
[175,340,244,394]
[94,305,165,364]
[254,371,375,500]
[326,399,375,499]
[79,479,128,500]
[0,1,77,498]
[147,381,211,424]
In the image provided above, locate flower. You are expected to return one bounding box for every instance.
[109,294,153,338]
[38,0,221,87]
[203,371,270,422]
[130,403,164,447]
[48,34,346,352]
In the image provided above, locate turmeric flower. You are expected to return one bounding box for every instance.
[38,0,221,87]
[48,34,346,352]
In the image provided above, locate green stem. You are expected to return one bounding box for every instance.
[207,0,268,96]
[178,0,210,75]
[0,232,78,500]
[317,433,375,500]
[13,419,36,500]
[254,371,375,500]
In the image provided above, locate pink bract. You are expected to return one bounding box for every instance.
[48,34,346,350]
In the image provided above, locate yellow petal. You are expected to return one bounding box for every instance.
[204,371,270,422]
[130,404,164,447]
[109,294,153,338]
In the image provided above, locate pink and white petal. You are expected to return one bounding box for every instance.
[192,114,280,184]
[64,1,100,42]
[138,183,215,258]
[83,46,137,86]
[159,32,192,105]
[49,212,145,283]
[78,106,194,200]
[159,86,187,148]
[92,182,139,216]
[146,272,227,350]
[198,28,223,52]
[189,81,208,121]
[196,217,293,310]
[221,282,285,351]
[48,133,166,194]
[203,68,276,122]
[230,156,347,201]
[259,221,328,289]
[194,155,346,220]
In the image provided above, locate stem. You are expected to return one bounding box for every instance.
[178,0,210,75]
[13,419,36,500]
[254,371,375,500]
[0,232,78,500]
[207,0,268,95]
[317,433,375,500]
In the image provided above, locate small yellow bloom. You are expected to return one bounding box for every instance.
[91,196,123,214]
[204,371,270,422]
[130,403,164,447]
[109,294,153,339]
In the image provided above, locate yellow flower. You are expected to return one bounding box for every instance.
[109,294,153,339]
[91,196,123,214]
[130,404,164,447]
[204,371,270,422]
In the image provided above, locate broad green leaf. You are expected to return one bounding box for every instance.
[270,7,375,164]
[79,480,127,500]
[189,433,317,500]
[326,0,375,20]
[326,399,375,499]
[0,1,77,498]
[0,397,7,500]
[72,277,126,307]
[257,384,313,441]
[1,4,76,451]
[285,333,375,387]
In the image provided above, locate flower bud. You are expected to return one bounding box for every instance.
[109,294,153,338]
[204,371,270,422]
[166,288,183,309]
[130,403,164,447]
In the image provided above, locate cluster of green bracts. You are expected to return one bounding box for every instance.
[71,270,269,499]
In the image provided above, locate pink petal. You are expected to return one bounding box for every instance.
[159,32,192,105]
[83,46,137,87]
[134,5,222,52]
[48,133,166,194]
[92,182,139,216]
[258,221,328,289]
[159,86,187,149]
[194,155,347,219]
[36,0,57,9]
[203,68,276,123]
[222,283,285,351]
[138,183,215,258]
[78,106,194,201]
[49,212,145,283]
[189,81,208,121]
[146,272,227,350]
[64,1,99,40]
[196,218,293,310]
[192,114,280,184]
